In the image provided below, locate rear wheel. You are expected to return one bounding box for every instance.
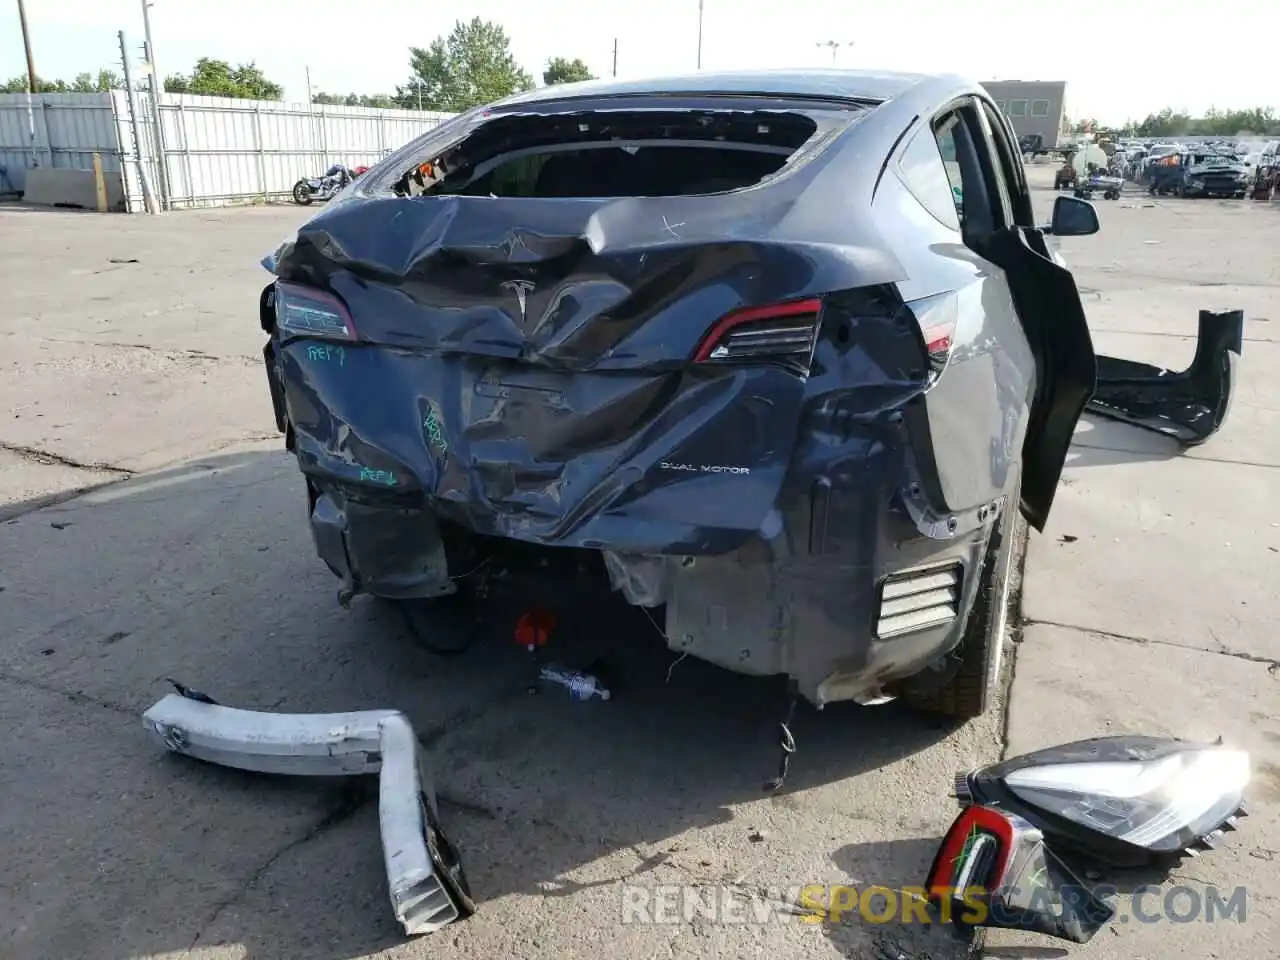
[292,179,313,205]
[393,590,479,655]
[901,473,1022,720]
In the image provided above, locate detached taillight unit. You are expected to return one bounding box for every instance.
[925,804,1115,945]
[904,291,959,376]
[273,281,359,342]
[693,297,823,375]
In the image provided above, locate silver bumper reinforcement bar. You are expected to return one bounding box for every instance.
[142,692,476,936]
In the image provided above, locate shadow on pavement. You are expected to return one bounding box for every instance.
[824,837,979,958]
[0,447,969,960]
[1063,414,1185,470]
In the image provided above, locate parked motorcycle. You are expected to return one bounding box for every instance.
[291,164,368,205]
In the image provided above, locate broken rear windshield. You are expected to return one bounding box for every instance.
[390,109,820,199]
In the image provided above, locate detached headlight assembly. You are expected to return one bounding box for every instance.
[954,736,1250,867]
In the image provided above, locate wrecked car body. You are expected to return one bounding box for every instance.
[256,69,1243,719]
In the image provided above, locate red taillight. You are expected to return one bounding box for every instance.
[905,291,959,375]
[693,297,824,374]
[273,281,359,342]
[925,804,1019,899]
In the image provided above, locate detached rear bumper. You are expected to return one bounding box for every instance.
[1087,309,1244,446]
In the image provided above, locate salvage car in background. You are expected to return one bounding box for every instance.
[257,70,1242,723]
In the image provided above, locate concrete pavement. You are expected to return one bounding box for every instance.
[1,174,1276,959]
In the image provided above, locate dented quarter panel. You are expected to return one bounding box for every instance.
[871,143,1034,514]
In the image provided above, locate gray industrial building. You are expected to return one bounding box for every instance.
[981,81,1068,149]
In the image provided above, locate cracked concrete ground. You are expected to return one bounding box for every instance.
[1,174,1277,960]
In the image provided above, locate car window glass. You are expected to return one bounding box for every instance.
[968,106,1014,229]
[897,123,961,230]
[979,102,1031,226]
[933,116,967,228]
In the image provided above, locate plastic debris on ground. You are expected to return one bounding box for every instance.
[141,682,476,937]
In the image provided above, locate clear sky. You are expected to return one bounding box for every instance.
[5,0,1271,125]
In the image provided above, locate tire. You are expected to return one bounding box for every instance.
[393,590,479,655]
[292,179,314,205]
[902,473,1022,720]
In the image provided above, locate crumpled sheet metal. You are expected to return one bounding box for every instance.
[142,694,474,937]
[265,105,904,297]
[1086,309,1244,445]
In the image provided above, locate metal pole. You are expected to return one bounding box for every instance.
[816,40,852,65]
[141,1,171,210]
[118,30,157,214]
[16,0,37,91]
[612,38,618,78]
[305,65,318,168]
[696,0,704,69]
[16,0,38,166]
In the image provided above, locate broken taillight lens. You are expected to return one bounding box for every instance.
[693,297,823,375]
[274,281,359,342]
[904,291,959,375]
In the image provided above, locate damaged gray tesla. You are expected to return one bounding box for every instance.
[257,69,1242,721]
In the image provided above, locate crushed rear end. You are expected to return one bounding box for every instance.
[258,93,1021,706]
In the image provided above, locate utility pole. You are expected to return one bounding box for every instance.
[612,38,618,78]
[118,30,158,214]
[816,40,853,65]
[140,1,172,210]
[696,0,704,69]
[16,0,37,90]
[16,0,38,166]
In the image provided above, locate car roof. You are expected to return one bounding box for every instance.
[492,68,934,109]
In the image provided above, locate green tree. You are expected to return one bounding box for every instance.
[1131,107,1192,138]
[2,70,121,93]
[164,58,283,100]
[543,57,594,86]
[313,91,398,109]
[72,69,124,92]
[394,17,534,111]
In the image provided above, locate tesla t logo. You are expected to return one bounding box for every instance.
[501,279,535,322]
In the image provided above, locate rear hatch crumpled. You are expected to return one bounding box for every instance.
[263,101,923,554]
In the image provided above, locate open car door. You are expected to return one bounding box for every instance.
[943,98,1098,531]
[959,99,1243,530]
[983,227,1097,531]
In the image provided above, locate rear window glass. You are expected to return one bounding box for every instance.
[439,145,793,198]
[391,109,820,199]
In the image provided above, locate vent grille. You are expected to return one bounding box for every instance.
[875,563,962,639]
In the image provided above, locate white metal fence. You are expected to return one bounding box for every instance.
[0,91,457,212]
[0,93,122,194]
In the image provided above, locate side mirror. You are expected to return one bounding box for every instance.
[1046,194,1100,236]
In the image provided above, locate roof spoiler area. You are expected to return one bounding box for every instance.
[142,693,476,937]
[1087,309,1244,445]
